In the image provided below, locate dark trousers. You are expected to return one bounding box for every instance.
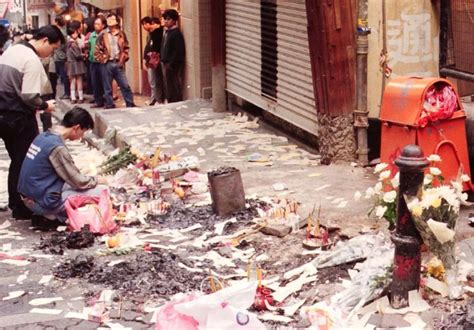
[48,72,58,99]
[85,60,93,94]
[55,61,70,96]
[101,61,134,107]
[90,62,105,106]
[161,62,184,103]
[0,112,38,211]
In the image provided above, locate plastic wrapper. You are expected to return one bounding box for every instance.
[419,85,457,127]
[173,281,266,330]
[330,246,394,317]
[310,234,387,269]
[156,294,200,330]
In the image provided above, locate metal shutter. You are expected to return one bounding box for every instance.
[225,0,318,135]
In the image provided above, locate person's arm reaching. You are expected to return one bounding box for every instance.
[49,146,98,190]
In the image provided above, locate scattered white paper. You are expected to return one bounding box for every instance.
[30,308,62,315]
[65,311,88,320]
[17,271,28,284]
[29,297,64,306]
[0,259,30,266]
[2,290,25,300]
[39,275,53,285]
[272,275,317,302]
[214,218,237,235]
[0,220,11,230]
[108,260,125,267]
[283,299,306,316]
[179,224,203,233]
[425,277,448,297]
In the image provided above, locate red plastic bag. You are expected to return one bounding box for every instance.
[65,189,117,234]
[419,85,457,127]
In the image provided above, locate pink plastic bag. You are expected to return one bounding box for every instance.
[156,294,199,330]
[65,189,117,234]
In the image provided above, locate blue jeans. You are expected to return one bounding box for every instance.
[55,61,70,96]
[90,62,105,106]
[101,61,134,107]
[23,184,108,222]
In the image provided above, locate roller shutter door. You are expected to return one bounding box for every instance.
[225,0,318,135]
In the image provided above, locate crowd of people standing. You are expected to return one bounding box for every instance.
[0,9,185,109]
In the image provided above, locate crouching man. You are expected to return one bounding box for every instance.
[18,107,108,230]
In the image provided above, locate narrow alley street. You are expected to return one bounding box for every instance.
[1,0,474,328]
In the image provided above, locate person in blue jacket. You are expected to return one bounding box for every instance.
[18,107,107,230]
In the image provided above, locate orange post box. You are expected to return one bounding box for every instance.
[380,77,472,190]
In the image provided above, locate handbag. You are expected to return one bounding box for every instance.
[147,51,160,69]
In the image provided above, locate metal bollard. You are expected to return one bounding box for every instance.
[390,144,428,308]
[208,167,246,216]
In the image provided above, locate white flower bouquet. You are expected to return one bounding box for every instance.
[364,163,399,230]
[405,176,470,299]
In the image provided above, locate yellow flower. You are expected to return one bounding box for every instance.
[431,198,442,208]
[412,205,423,217]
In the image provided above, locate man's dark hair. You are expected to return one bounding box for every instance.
[55,16,65,27]
[33,25,65,44]
[151,17,161,25]
[141,16,152,25]
[68,20,81,31]
[66,26,77,36]
[62,107,94,130]
[95,16,107,28]
[162,9,179,21]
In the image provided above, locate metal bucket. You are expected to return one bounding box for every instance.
[208,167,246,216]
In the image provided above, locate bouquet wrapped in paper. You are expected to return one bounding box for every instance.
[406,184,468,298]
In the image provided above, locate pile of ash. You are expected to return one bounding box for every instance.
[148,199,268,233]
[38,225,95,255]
[53,251,207,298]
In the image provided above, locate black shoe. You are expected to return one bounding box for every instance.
[90,104,104,109]
[31,215,63,231]
[127,103,137,108]
[104,105,116,109]
[60,94,70,100]
[147,99,157,106]
[12,207,33,220]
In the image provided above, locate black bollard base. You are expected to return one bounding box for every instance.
[390,233,422,308]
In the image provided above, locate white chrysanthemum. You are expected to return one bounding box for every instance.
[354,191,362,201]
[423,174,433,186]
[427,154,441,162]
[383,190,397,203]
[420,190,440,210]
[375,205,387,218]
[379,170,391,180]
[365,187,375,199]
[374,163,388,173]
[434,186,460,212]
[451,181,463,192]
[461,174,470,182]
[430,167,442,176]
[391,172,400,188]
